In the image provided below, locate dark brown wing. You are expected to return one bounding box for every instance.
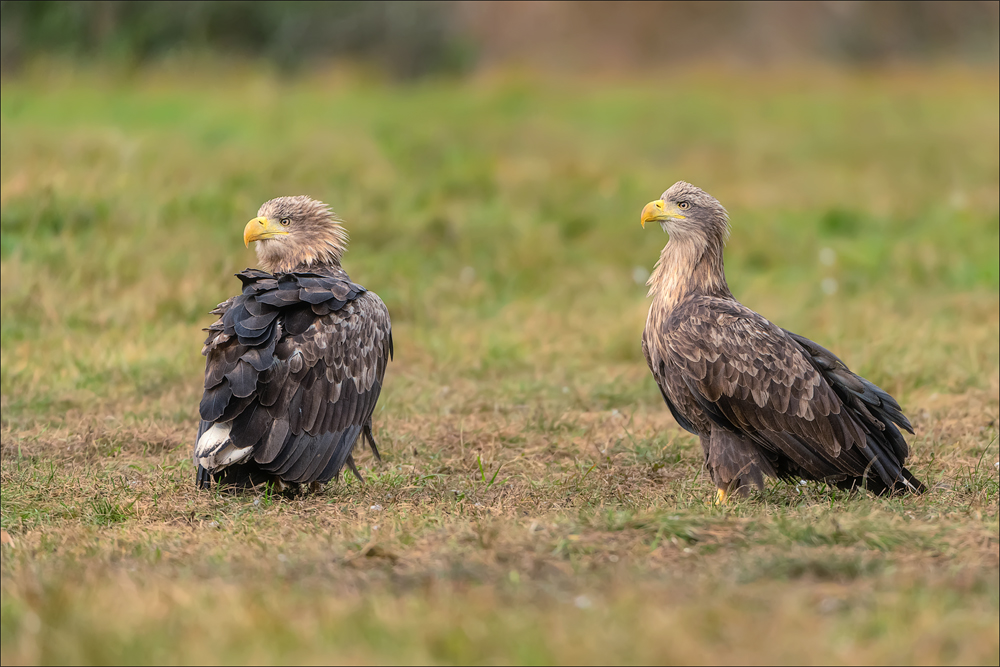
[651,296,917,490]
[642,331,702,436]
[786,329,923,492]
[197,269,392,485]
[784,330,912,459]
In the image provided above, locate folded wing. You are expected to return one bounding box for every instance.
[650,296,918,492]
[196,269,392,485]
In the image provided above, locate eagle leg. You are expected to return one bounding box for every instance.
[706,428,770,502]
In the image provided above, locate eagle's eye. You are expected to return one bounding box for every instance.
[678,201,691,210]
[280,217,291,226]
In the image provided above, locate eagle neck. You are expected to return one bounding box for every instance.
[260,252,343,275]
[647,234,731,314]
[255,233,346,275]
[286,260,345,275]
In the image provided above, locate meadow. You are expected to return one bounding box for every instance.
[1,62,998,664]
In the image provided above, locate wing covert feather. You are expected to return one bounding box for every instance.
[197,269,391,484]
[653,296,862,459]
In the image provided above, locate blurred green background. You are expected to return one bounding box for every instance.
[2,1,997,424]
[3,1,999,75]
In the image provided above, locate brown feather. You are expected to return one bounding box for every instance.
[195,198,392,490]
[641,181,922,496]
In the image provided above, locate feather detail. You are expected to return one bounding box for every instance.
[641,181,922,497]
[195,259,392,490]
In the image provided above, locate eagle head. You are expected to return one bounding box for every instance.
[640,181,730,245]
[244,195,349,273]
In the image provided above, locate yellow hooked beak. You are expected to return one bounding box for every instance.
[640,199,685,228]
[243,216,289,247]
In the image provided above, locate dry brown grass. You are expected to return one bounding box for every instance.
[2,377,997,664]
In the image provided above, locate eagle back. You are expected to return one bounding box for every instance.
[199,268,367,423]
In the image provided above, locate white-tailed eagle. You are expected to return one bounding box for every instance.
[194,196,392,491]
[640,182,923,502]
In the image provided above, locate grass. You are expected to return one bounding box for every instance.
[1,61,998,664]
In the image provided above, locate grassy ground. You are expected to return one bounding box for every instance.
[1,62,998,664]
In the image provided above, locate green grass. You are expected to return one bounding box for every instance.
[1,62,998,665]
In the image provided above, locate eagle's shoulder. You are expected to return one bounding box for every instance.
[662,295,808,374]
[653,294,861,455]
[199,267,374,422]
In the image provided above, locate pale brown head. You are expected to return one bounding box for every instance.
[640,181,730,247]
[243,196,348,273]
[640,182,733,301]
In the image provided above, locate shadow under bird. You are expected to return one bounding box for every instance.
[194,196,393,491]
[640,182,924,503]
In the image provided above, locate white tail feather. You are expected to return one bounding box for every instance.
[194,422,253,471]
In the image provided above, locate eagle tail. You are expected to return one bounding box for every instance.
[213,462,286,491]
[345,455,365,483]
[835,434,926,496]
[194,420,212,489]
[843,406,925,495]
[900,466,928,494]
[196,465,213,490]
[787,330,924,494]
[835,467,926,496]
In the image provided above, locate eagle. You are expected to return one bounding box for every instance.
[640,182,924,503]
[194,196,392,491]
